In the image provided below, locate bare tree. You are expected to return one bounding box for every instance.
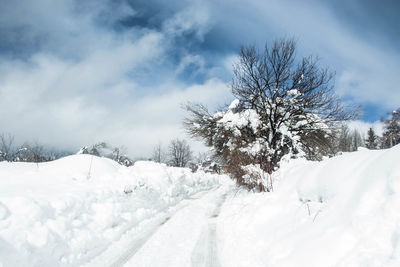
[15,141,48,163]
[168,139,192,167]
[337,125,352,152]
[351,129,363,151]
[184,38,356,191]
[152,142,166,163]
[29,142,46,163]
[0,133,15,161]
[46,148,72,160]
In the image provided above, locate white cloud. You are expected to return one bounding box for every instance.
[112,78,231,156]
[162,1,211,41]
[347,120,384,136]
[0,44,230,156]
[0,3,212,157]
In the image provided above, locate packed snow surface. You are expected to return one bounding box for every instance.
[1,146,399,266]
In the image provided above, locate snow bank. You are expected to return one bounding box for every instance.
[219,145,400,267]
[0,155,228,267]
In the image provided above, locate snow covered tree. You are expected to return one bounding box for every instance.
[184,38,353,191]
[15,142,48,163]
[365,128,378,149]
[168,139,192,167]
[382,109,400,148]
[78,142,133,166]
[110,146,134,167]
[78,142,106,156]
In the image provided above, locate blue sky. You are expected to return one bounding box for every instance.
[0,0,399,156]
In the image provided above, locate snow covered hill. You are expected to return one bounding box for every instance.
[0,155,230,266]
[218,145,400,267]
[1,146,399,267]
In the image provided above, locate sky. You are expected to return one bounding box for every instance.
[0,0,399,157]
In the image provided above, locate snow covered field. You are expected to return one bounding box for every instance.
[1,146,399,267]
[0,155,230,266]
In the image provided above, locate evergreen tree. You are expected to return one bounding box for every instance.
[365,127,377,149]
[382,109,400,148]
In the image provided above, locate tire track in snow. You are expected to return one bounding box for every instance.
[83,188,219,267]
[191,193,227,267]
[109,215,171,267]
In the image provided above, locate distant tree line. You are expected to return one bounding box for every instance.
[334,125,364,152]
[334,108,400,152]
[0,134,136,167]
[150,138,222,173]
[0,133,71,163]
[0,132,200,170]
[151,138,193,167]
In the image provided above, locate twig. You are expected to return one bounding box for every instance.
[87,155,94,179]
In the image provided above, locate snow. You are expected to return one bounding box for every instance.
[1,146,399,266]
[218,145,400,267]
[287,89,300,96]
[217,107,261,137]
[123,186,228,267]
[228,99,240,110]
[0,155,229,267]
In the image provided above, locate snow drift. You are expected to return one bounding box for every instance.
[218,145,400,267]
[0,155,228,267]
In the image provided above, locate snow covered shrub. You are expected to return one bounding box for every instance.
[184,38,354,191]
[78,142,134,166]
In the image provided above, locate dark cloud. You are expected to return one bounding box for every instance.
[326,0,400,46]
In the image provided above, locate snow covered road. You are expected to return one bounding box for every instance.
[191,191,226,267]
[0,156,231,267]
[83,185,230,267]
